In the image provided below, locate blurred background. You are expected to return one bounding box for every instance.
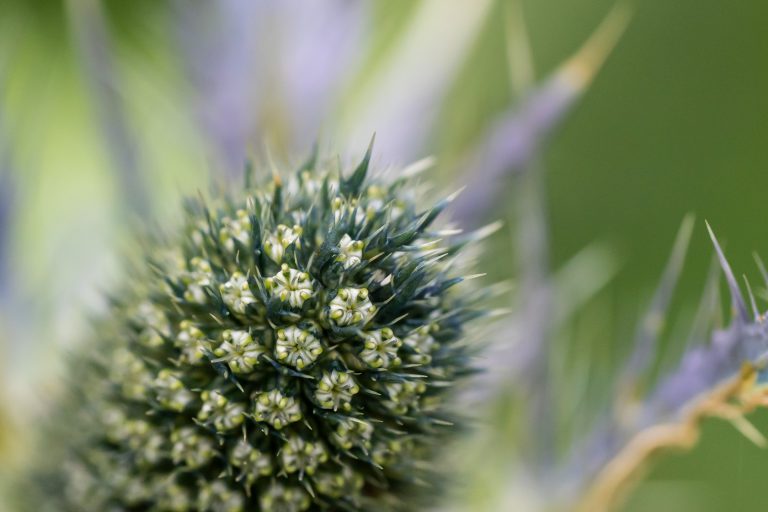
[1,0,768,510]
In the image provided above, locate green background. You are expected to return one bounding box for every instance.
[2,0,768,510]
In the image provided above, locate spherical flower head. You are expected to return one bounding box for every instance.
[41,148,483,512]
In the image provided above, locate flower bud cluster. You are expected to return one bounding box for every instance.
[40,150,479,511]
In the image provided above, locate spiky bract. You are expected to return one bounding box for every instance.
[40,151,479,511]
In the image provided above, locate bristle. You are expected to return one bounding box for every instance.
[706,221,749,323]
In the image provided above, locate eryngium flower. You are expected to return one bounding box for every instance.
[38,148,480,511]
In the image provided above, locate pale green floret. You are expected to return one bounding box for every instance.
[197,480,245,512]
[182,257,213,303]
[153,369,195,412]
[315,370,360,411]
[136,301,169,347]
[176,319,207,365]
[111,348,152,400]
[372,438,409,467]
[197,390,246,431]
[259,481,310,512]
[253,389,302,429]
[330,417,374,451]
[331,196,365,224]
[156,478,194,512]
[360,327,402,369]
[229,439,273,486]
[366,184,406,220]
[403,325,437,364]
[122,420,154,452]
[103,415,164,468]
[280,435,329,475]
[313,464,364,499]
[219,272,256,314]
[114,470,153,506]
[170,427,216,469]
[264,264,314,308]
[336,234,364,269]
[102,407,128,442]
[327,287,376,326]
[219,209,251,253]
[213,329,264,374]
[263,224,302,263]
[136,431,165,467]
[293,171,321,195]
[274,325,323,369]
[383,380,426,415]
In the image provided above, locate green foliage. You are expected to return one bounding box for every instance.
[31,152,480,511]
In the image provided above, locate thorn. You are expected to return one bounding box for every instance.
[298,143,319,173]
[754,252,768,288]
[467,220,504,242]
[731,413,767,447]
[401,156,436,178]
[743,275,760,321]
[706,221,749,323]
[619,215,693,396]
[559,1,633,91]
[445,186,466,203]
[503,0,535,95]
[244,160,255,188]
[341,134,375,196]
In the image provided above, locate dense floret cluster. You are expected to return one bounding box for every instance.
[40,149,480,511]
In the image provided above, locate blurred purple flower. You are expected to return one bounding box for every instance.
[643,225,755,419]
[343,0,493,164]
[617,215,695,400]
[174,0,265,177]
[562,224,768,511]
[452,4,630,229]
[67,0,149,217]
[276,0,368,153]
[450,75,580,228]
[175,0,368,175]
[0,165,12,303]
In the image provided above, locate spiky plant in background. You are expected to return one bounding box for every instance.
[29,145,483,512]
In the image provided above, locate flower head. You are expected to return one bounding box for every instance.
[38,149,482,511]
